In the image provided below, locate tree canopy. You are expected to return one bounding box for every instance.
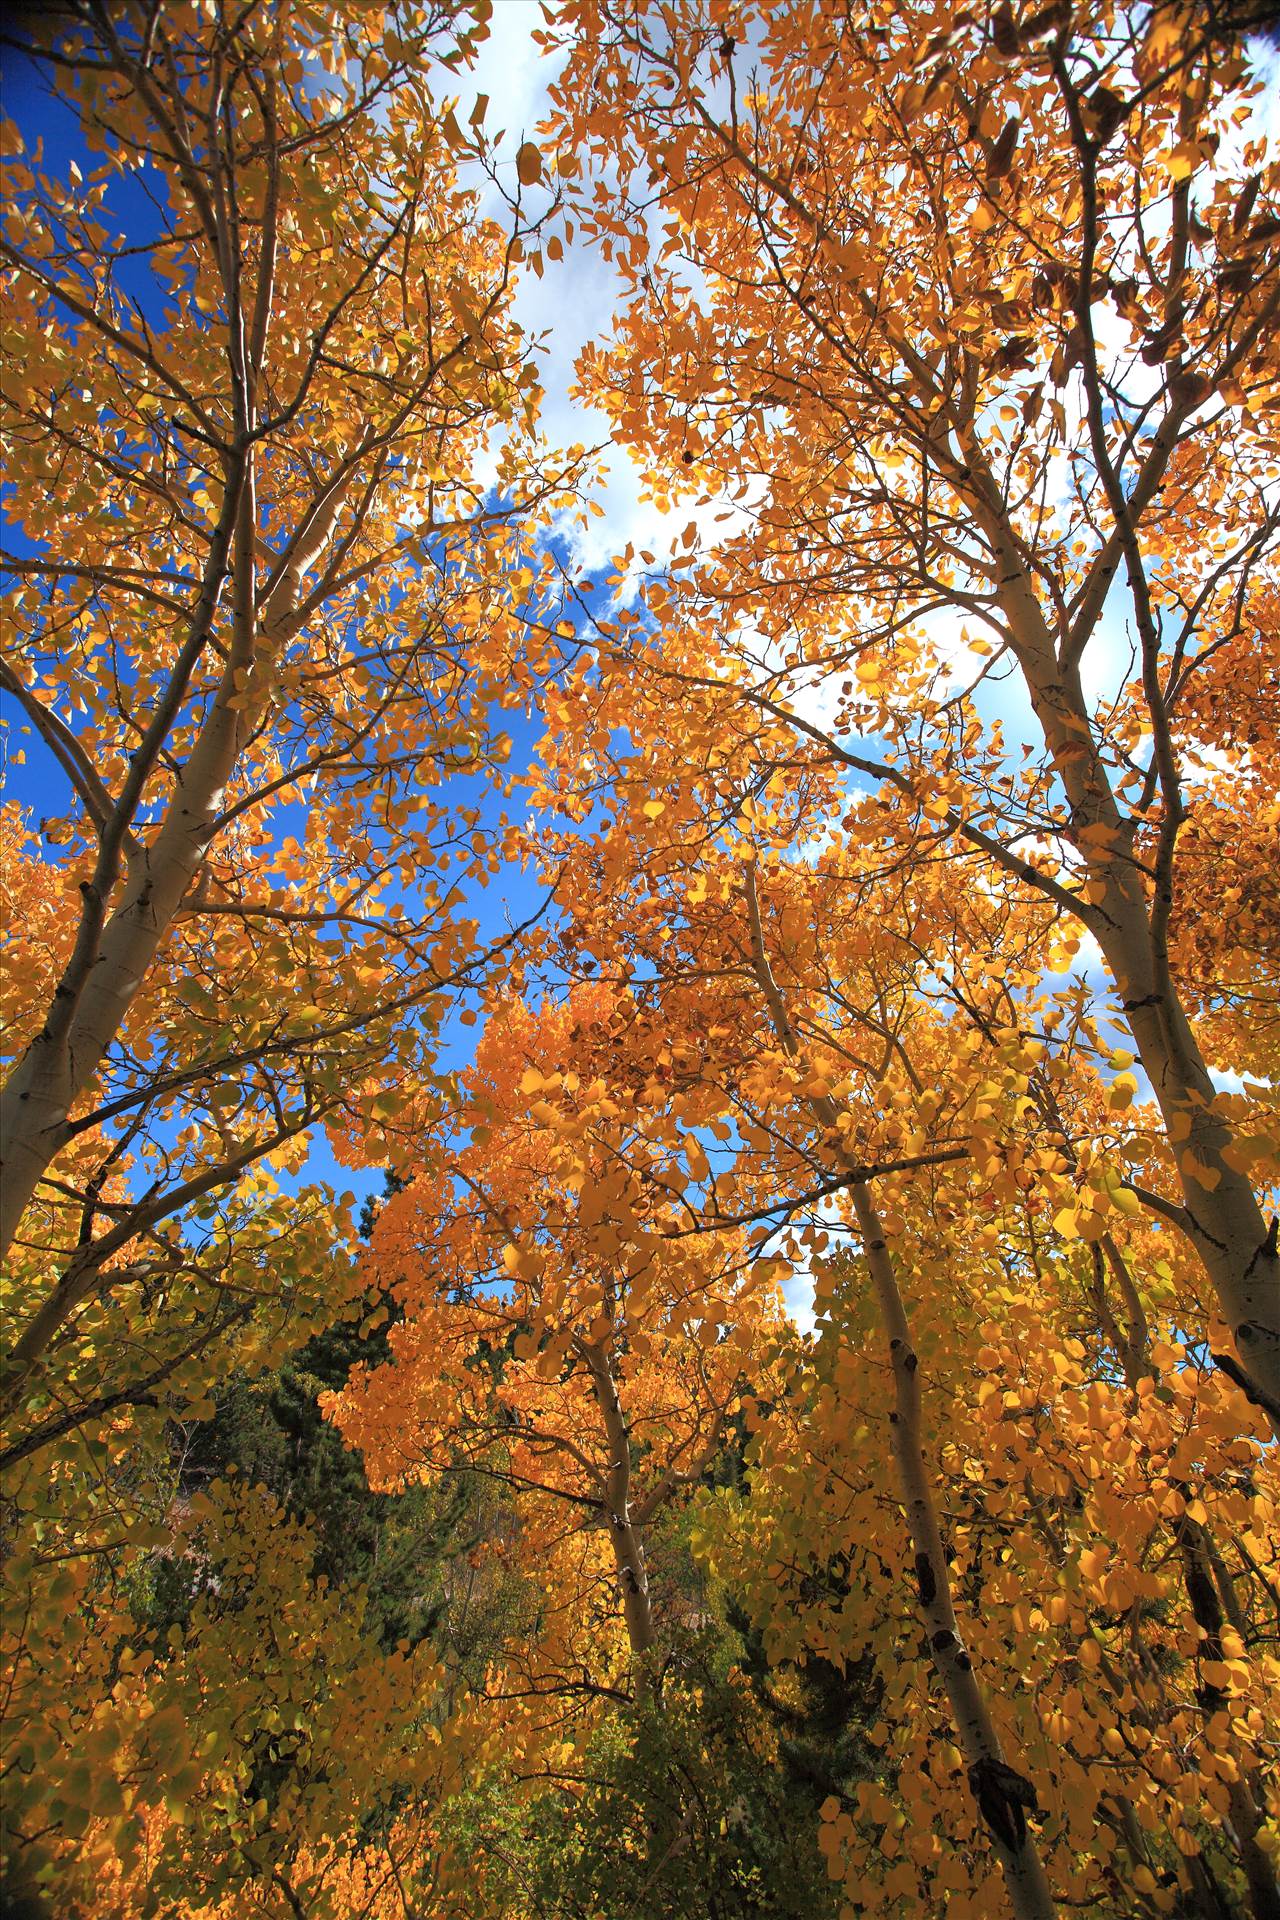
[2,3,1278,1918]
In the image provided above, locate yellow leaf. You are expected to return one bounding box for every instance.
[1162,141,1199,181]
[685,1137,710,1183]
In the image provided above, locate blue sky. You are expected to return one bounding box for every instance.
[0,6,800,1215]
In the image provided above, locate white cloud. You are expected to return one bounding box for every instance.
[460,4,549,162]
[1210,1065,1273,1096]
[781,1269,817,1337]
[450,8,762,594]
